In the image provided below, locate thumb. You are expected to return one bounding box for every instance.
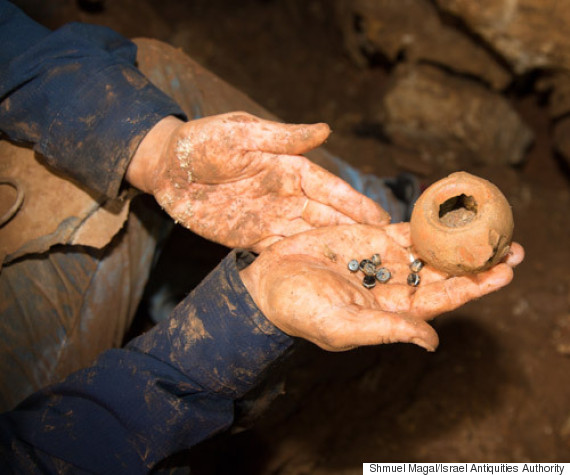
[236,115,331,155]
[321,306,440,352]
[353,308,440,351]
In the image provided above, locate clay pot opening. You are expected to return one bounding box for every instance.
[438,194,478,228]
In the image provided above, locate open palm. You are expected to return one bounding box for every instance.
[240,223,524,351]
[150,113,389,251]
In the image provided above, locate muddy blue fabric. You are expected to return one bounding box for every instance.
[0,3,416,471]
[0,0,186,197]
[0,196,167,412]
[0,251,293,473]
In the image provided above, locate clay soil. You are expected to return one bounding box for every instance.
[24,0,570,471]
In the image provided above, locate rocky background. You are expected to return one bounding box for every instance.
[14,0,570,470]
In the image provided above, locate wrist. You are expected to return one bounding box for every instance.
[130,250,292,396]
[125,115,184,193]
[239,261,262,316]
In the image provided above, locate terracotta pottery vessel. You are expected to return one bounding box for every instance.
[410,172,513,275]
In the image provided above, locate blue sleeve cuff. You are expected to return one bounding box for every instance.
[129,249,294,397]
[39,56,185,197]
[0,4,186,197]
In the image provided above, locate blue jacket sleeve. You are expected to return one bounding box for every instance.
[0,251,293,473]
[0,0,186,197]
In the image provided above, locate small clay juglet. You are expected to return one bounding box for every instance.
[410,172,514,275]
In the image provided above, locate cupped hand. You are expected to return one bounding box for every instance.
[239,223,524,352]
[127,113,389,251]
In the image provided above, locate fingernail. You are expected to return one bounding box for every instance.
[411,337,436,352]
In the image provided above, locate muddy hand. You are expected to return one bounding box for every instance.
[126,113,389,251]
[239,223,524,352]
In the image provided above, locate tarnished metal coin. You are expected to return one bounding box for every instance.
[359,259,373,270]
[348,259,360,272]
[361,261,377,277]
[407,273,421,287]
[371,253,382,266]
[410,259,424,273]
[363,275,376,289]
[375,267,392,283]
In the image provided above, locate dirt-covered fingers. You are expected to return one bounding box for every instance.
[298,160,391,225]
[503,241,525,267]
[316,305,439,352]
[409,263,515,320]
[383,222,413,248]
[261,155,387,227]
[301,200,356,227]
[253,200,357,247]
